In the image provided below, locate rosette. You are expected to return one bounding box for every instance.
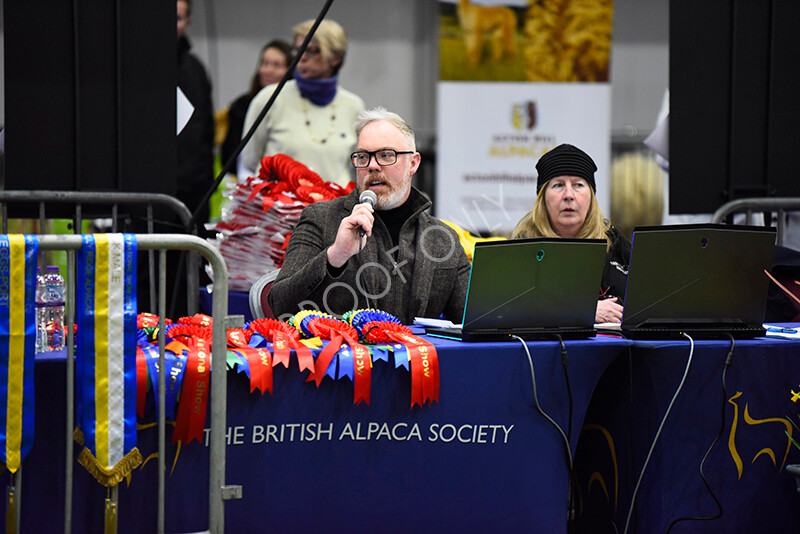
[248,318,314,375]
[306,316,371,405]
[227,327,252,348]
[348,308,402,336]
[166,323,213,343]
[295,184,338,204]
[286,164,323,190]
[177,313,213,328]
[347,311,440,407]
[361,321,412,344]
[137,312,162,329]
[258,155,274,179]
[271,154,302,182]
[306,316,358,342]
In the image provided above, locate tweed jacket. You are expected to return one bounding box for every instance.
[268,187,470,324]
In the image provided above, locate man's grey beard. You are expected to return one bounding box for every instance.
[362,172,412,210]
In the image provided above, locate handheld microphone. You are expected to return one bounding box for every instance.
[358,190,377,239]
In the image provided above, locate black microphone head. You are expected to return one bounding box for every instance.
[359,189,378,207]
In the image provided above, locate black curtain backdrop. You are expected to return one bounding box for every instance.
[670,0,800,214]
[4,0,175,219]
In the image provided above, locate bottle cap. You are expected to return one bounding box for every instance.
[46,265,59,273]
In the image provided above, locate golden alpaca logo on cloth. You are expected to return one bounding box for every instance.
[728,391,793,479]
[580,424,619,511]
[457,0,518,66]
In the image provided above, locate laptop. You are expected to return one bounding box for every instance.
[425,237,606,342]
[620,224,776,339]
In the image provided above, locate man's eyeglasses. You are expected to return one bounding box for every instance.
[350,149,414,168]
[291,46,321,57]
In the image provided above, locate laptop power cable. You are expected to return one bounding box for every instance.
[664,333,734,532]
[623,332,696,534]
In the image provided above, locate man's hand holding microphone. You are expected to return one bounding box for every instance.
[327,190,377,268]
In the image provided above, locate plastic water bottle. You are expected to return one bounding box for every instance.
[42,265,66,351]
[35,267,46,353]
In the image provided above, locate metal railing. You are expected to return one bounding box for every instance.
[14,234,233,534]
[711,197,800,246]
[0,191,200,315]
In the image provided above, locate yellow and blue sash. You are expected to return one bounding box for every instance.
[0,235,38,473]
[75,234,141,486]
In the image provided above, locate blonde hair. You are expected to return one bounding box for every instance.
[511,183,611,248]
[292,19,347,73]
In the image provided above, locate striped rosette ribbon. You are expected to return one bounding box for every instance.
[0,235,39,474]
[75,234,142,486]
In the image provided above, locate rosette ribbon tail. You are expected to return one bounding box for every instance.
[271,330,291,368]
[135,346,147,418]
[242,348,273,395]
[173,337,210,444]
[388,332,440,407]
[314,334,343,386]
[290,337,315,377]
[350,342,372,406]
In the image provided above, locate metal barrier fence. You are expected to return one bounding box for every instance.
[711,197,800,246]
[0,191,201,316]
[9,234,233,534]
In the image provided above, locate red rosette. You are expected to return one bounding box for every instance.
[258,156,273,179]
[227,327,252,348]
[248,318,300,341]
[138,312,161,329]
[271,154,300,182]
[167,324,213,343]
[362,321,412,344]
[307,317,358,342]
[176,313,213,328]
[248,318,313,374]
[295,184,338,204]
[286,166,323,190]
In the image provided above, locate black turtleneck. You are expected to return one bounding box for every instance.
[375,195,414,246]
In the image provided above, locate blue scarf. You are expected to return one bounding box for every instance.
[294,71,338,106]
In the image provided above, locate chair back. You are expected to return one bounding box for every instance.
[249,269,281,320]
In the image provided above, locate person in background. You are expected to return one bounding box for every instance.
[268,107,470,324]
[221,40,292,168]
[177,0,214,229]
[511,143,631,324]
[240,19,365,186]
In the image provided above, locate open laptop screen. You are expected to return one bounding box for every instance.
[621,224,776,334]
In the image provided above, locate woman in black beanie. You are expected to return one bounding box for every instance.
[512,143,631,323]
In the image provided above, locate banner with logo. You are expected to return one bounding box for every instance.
[436,0,613,234]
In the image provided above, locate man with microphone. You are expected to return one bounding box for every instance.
[268,107,470,324]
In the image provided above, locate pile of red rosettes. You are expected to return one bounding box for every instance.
[208,154,354,292]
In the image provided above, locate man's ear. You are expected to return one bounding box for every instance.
[409,152,422,176]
